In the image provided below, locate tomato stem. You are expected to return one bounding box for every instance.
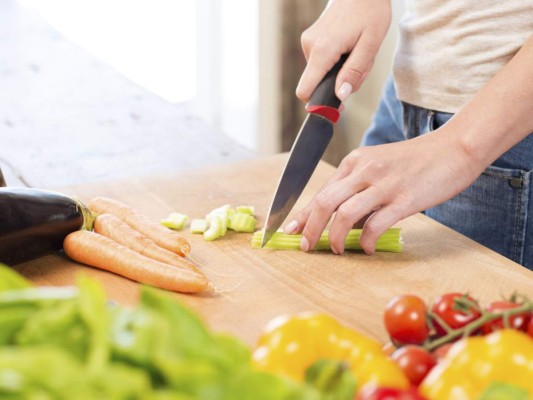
[428,312,454,335]
[424,299,533,351]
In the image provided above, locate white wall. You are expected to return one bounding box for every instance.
[19,0,198,103]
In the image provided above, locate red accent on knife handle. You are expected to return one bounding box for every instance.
[307,54,348,123]
[306,104,340,124]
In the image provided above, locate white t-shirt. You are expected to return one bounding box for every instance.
[393,0,533,113]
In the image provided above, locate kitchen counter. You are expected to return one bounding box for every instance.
[14,154,533,346]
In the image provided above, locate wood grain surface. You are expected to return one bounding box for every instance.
[14,154,533,346]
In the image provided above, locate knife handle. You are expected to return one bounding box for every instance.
[306,54,348,124]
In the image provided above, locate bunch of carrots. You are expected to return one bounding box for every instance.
[63,197,211,294]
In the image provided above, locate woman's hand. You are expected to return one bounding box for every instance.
[284,129,483,254]
[296,0,392,103]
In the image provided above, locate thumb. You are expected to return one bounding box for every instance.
[335,34,378,101]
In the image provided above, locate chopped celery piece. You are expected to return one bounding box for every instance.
[208,204,232,216]
[207,213,227,236]
[160,213,188,230]
[251,228,403,253]
[229,213,257,233]
[203,215,224,241]
[235,206,255,216]
[200,204,259,238]
[206,204,233,236]
[190,219,208,234]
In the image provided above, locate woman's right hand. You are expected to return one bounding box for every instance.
[296,0,392,103]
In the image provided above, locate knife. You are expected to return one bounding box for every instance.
[261,54,347,247]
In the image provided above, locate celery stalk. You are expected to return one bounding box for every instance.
[251,228,403,253]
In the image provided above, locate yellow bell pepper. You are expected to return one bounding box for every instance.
[252,312,409,392]
[420,329,533,400]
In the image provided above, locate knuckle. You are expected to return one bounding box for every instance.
[389,202,409,221]
[358,38,380,55]
[310,38,337,58]
[314,189,335,211]
[302,226,319,242]
[364,218,382,237]
[338,158,351,173]
[360,159,386,176]
[295,86,307,101]
[340,150,361,170]
[301,30,327,53]
[300,30,312,48]
[335,204,354,223]
[343,64,365,81]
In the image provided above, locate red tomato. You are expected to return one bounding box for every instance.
[431,293,481,336]
[357,386,427,400]
[384,295,429,345]
[391,345,437,386]
[481,301,530,334]
[528,317,533,338]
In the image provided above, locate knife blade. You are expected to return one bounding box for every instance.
[261,55,347,247]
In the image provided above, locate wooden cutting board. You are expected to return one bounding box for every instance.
[14,154,533,346]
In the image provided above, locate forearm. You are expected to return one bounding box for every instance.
[446,34,533,168]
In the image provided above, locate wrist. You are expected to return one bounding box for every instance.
[440,111,505,175]
[433,121,489,184]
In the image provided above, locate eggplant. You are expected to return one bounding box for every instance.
[0,187,93,265]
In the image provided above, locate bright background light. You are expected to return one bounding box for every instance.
[18,0,197,103]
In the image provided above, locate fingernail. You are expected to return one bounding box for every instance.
[337,82,352,102]
[335,246,345,255]
[330,245,340,255]
[284,220,299,234]
[300,236,310,252]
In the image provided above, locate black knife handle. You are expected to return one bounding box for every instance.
[308,54,348,109]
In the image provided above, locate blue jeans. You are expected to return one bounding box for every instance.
[361,77,533,270]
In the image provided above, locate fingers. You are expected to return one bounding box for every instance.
[283,165,352,235]
[299,174,369,251]
[287,185,404,255]
[308,192,402,255]
[283,205,310,235]
[359,204,404,254]
[297,32,379,103]
[328,187,381,254]
[296,52,339,103]
[335,33,378,101]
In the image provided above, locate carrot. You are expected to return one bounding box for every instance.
[94,213,205,276]
[63,230,208,293]
[88,197,190,256]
